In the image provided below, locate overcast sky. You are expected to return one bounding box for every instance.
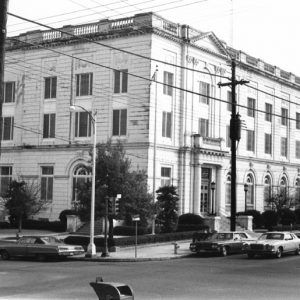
[6,0,300,75]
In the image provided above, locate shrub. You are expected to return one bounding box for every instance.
[236,210,264,229]
[294,208,300,224]
[262,210,279,230]
[176,213,206,232]
[21,219,65,232]
[278,208,296,225]
[59,210,78,224]
[0,221,12,229]
[113,226,149,236]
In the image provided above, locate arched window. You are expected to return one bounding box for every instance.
[264,175,272,210]
[279,176,288,199]
[225,173,231,214]
[72,165,91,207]
[246,173,255,208]
[295,178,300,209]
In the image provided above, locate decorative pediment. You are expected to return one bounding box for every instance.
[190,31,229,57]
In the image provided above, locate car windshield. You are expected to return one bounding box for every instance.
[210,233,233,240]
[259,233,284,240]
[40,236,63,244]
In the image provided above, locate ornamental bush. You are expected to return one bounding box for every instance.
[176,213,206,232]
[262,210,279,230]
[278,208,296,225]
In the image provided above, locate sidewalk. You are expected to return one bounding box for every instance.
[0,229,192,262]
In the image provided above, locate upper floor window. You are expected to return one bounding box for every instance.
[0,166,12,197]
[161,167,171,186]
[265,103,272,122]
[163,71,174,96]
[281,137,288,157]
[43,114,56,139]
[41,166,53,201]
[75,111,92,137]
[199,81,210,104]
[4,82,15,103]
[162,111,172,138]
[44,77,57,99]
[76,73,93,96]
[112,109,127,136]
[199,118,209,137]
[281,108,288,126]
[264,133,272,154]
[296,140,300,159]
[226,125,231,148]
[1,116,14,141]
[246,130,255,152]
[114,69,128,93]
[247,97,255,117]
[296,112,300,130]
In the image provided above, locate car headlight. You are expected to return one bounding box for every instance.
[265,244,274,250]
[58,247,69,252]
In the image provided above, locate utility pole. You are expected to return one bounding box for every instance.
[218,59,249,231]
[0,0,9,153]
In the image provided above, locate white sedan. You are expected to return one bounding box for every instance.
[245,232,300,258]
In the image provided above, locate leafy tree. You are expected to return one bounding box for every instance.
[156,185,179,233]
[5,180,49,232]
[77,140,154,238]
[266,189,296,211]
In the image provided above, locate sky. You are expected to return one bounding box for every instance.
[6,0,300,75]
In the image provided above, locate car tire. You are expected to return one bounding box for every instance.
[0,250,10,260]
[295,246,300,256]
[247,253,255,259]
[220,246,228,257]
[275,248,282,259]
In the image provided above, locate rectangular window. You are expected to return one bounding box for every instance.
[247,97,255,117]
[114,69,128,93]
[112,109,127,136]
[227,91,232,111]
[161,167,171,186]
[0,166,12,197]
[226,125,231,148]
[163,71,174,96]
[296,141,300,159]
[43,114,56,139]
[281,137,288,157]
[162,111,172,138]
[41,166,53,201]
[246,130,255,152]
[281,108,288,126]
[199,118,209,137]
[76,73,93,96]
[1,116,14,141]
[199,81,210,104]
[44,77,57,99]
[296,113,300,129]
[265,103,272,122]
[4,82,15,103]
[75,111,92,137]
[265,133,272,154]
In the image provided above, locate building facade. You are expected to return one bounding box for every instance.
[1,12,300,221]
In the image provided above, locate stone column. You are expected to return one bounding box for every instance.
[193,134,202,215]
[216,167,224,216]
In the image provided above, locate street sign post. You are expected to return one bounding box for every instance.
[132,215,140,259]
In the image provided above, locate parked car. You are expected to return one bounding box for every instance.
[245,232,300,258]
[294,231,300,239]
[0,236,85,261]
[189,231,255,256]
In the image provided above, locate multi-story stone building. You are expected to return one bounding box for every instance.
[1,12,300,221]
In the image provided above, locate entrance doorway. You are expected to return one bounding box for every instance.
[200,168,211,214]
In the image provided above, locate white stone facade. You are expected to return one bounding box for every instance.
[1,12,300,221]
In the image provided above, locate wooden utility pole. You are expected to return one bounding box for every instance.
[218,59,248,231]
[0,0,9,153]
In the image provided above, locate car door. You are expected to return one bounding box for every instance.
[9,237,30,257]
[283,233,295,252]
[231,233,243,253]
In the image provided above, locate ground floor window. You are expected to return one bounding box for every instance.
[72,165,91,207]
[0,166,12,197]
[41,166,53,201]
[246,173,255,209]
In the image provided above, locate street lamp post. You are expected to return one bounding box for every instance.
[211,181,216,215]
[70,105,97,257]
[244,183,249,212]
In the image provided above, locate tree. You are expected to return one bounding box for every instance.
[5,180,49,232]
[156,185,179,233]
[266,189,295,211]
[77,140,154,237]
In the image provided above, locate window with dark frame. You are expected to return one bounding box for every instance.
[74,111,92,137]
[296,141,300,159]
[296,112,300,129]
[265,103,272,122]
[43,114,56,138]
[247,97,255,117]
[114,69,128,93]
[112,109,127,136]
[41,166,53,201]
[199,118,209,137]
[246,130,255,152]
[226,125,231,148]
[0,166,12,197]
[44,77,57,99]
[281,137,288,157]
[163,71,174,96]
[199,81,210,104]
[4,82,15,103]
[76,73,93,96]
[1,116,14,141]
[264,133,272,154]
[281,108,288,126]
[162,111,172,138]
[161,167,171,186]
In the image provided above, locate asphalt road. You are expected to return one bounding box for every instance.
[1,253,300,300]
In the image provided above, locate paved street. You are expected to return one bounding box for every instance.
[1,253,300,300]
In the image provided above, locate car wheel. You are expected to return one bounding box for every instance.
[247,253,255,259]
[0,250,10,260]
[220,246,228,257]
[295,246,300,256]
[36,254,46,262]
[275,248,282,259]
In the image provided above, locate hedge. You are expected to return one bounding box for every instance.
[113,226,149,236]
[20,219,65,232]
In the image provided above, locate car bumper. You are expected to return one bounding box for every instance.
[246,249,276,256]
[58,251,85,256]
[190,244,220,254]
